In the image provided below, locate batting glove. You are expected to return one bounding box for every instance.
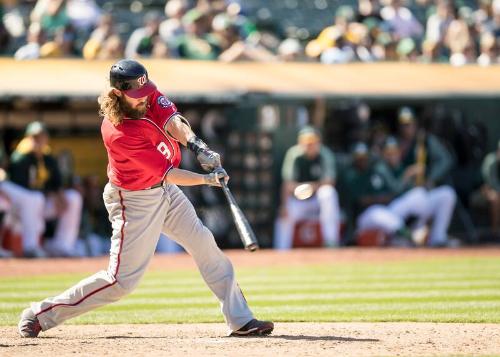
[204,167,229,187]
[187,136,222,172]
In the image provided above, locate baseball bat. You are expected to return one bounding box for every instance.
[219,179,259,252]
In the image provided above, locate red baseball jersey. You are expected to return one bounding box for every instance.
[101,89,182,190]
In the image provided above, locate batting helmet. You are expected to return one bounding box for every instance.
[109,59,157,98]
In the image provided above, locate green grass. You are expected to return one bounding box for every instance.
[1,257,500,325]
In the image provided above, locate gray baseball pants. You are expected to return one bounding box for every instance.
[31,182,254,332]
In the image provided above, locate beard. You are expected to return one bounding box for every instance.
[118,96,148,119]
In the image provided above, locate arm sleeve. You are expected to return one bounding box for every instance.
[281,146,299,181]
[427,135,453,183]
[114,135,172,177]
[320,146,336,181]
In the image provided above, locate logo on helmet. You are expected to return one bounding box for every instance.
[137,74,147,86]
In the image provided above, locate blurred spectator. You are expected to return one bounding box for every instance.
[31,0,69,38]
[8,121,83,257]
[274,126,340,249]
[422,0,454,62]
[481,140,500,236]
[125,10,166,59]
[396,37,418,61]
[225,1,257,38]
[14,22,45,60]
[213,13,276,62]
[0,5,10,54]
[159,0,188,47]
[30,0,79,57]
[277,38,304,61]
[174,8,220,60]
[306,5,356,62]
[38,25,75,57]
[83,13,123,60]
[424,1,453,47]
[2,0,26,53]
[380,0,423,40]
[357,0,382,22]
[445,6,476,66]
[477,31,498,65]
[482,0,500,35]
[65,0,101,33]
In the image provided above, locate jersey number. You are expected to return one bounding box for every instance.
[157,142,172,159]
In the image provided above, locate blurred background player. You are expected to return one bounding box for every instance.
[396,107,457,246]
[358,136,457,246]
[0,130,47,258]
[8,121,82,257]
[342,142,411,243]
[481,140,500,237]
[274,126,340,249]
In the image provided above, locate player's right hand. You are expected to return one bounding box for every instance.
[204,167,229,187]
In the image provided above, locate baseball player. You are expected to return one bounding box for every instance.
[356,137,456,246]
[0,135,48,258]
[481,140,500,235]
[343,142,408,238]
[18,59,273,338]
[274,126,340,249]
[8,121,83,257]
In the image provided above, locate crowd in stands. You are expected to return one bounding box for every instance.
[0,0,500,65]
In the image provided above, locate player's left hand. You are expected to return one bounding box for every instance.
[204,167,229,187]
[197,148,221,172]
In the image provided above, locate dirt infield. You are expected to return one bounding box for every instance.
[2,248,500,356]
[2,247,500,277]
[2,322,500,357]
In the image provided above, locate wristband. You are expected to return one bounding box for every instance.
[187,136,209,154]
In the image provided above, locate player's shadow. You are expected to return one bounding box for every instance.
[103,336,164,339]
[101,335,379,342]
[256,335,379,342]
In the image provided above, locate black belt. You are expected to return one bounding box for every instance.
[148,181,164,190]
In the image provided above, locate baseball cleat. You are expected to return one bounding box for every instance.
[230,319,274,337]
[18,308,42,338]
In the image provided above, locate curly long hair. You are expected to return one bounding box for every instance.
[98,88,124,126]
